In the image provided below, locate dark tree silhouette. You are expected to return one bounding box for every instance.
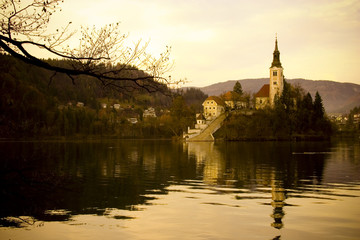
[0,0,177,92]
[233,81,243,95]
[313,91,325,120]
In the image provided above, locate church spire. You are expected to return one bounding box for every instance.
[271,35,282,68]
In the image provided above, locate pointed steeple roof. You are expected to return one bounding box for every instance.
[271,36,282,68]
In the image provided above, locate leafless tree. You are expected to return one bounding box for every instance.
[0,0,178,92]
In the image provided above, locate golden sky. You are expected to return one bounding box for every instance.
[49,0,360,87]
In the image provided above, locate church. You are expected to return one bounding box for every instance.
[255,37,284,109]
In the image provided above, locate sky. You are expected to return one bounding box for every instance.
[48,0,360,87]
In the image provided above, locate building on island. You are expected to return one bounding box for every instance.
[184,37,285,140]
[223,91,248,110]
[254,84,270,109]
[255,37,284,109]
[203,96,225,120]
[195,113,207,129]
[183,96,225,140]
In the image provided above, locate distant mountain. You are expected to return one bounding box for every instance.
[188,78,360,113]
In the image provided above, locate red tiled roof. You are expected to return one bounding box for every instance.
[223,91,233,101]
[204,96,225,106]
[254,84,270,98]
[222,91,242,101]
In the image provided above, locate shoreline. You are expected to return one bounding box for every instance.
[1,134,358,143]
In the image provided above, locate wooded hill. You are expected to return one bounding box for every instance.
[0,54,206,138]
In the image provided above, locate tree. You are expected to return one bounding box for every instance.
[233,81,243,96]
[279,80,294,111]
[166,96,195,136]
[313,91,324,120]
[302,93,313,110]
[346,106,360,131]
[181,88,208,111]
[296,92,313,132]
[0,0,177,92]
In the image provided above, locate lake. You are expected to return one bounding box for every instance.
[0,140,359,240]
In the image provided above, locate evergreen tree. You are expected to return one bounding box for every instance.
[233,81,243,95]
[303,93,313,110]
[297,92,313,132]
[313,91,324,119]
[182,88,208,111]
[280,80,293,112]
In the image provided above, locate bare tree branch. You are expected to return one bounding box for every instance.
[0,0,182,92]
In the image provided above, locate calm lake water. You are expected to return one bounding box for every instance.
[0,140,359,240]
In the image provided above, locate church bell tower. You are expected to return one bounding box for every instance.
[269,36,284,106]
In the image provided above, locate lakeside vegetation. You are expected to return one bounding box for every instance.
[1,55,358,140]
[215,81,334,140]
[335,106,360,138]
[0,54,205,139]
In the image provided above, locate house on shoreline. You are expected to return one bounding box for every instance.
[203,96,225,120]
[184,96,226,139]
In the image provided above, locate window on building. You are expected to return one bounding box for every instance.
[273,81,277,85]
[213,107,215,109]
[273,71,277,76]
[211,101,213,104]
[260,99,262,104]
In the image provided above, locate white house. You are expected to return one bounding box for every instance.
[113,104,121,110]
[183,96,225,139]
[76,102,84,107]
[143,107,157,118]
[127,118,138,124]
[195,113,207,129]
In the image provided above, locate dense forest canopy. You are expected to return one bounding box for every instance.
[0,55,205,138]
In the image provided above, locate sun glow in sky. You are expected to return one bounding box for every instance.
[49,0,360,87]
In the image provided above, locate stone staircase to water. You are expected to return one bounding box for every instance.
[185,114,227,142]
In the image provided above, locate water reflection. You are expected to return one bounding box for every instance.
[185,141,359,232]
[187,142,225,185]
[0,140,359,239]
[270,178,286,229]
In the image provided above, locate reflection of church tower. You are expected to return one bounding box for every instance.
[269,36,284,106]
[270,177,286,229]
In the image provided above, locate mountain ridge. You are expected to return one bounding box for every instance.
[184,78,360,113]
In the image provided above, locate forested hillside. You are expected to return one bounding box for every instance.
[0,55,205,138]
